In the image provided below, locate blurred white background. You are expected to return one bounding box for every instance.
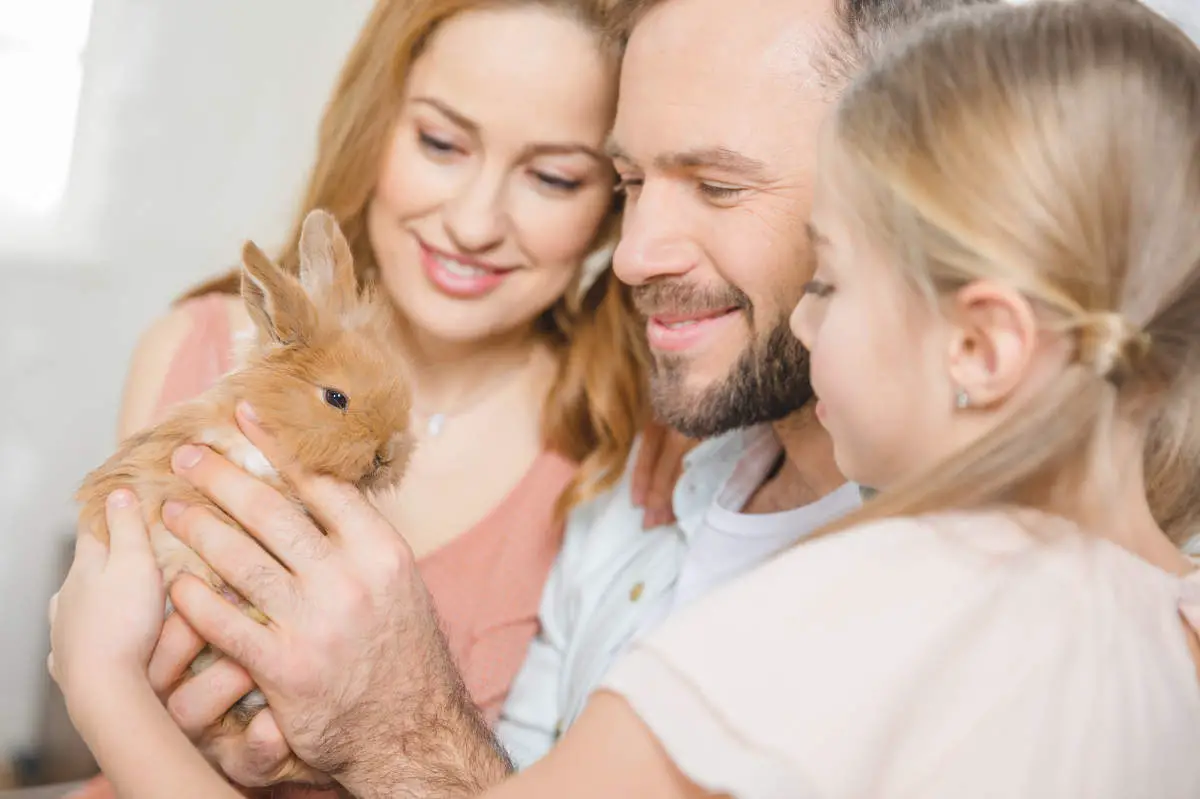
[0,0,372,767]
[0,0,1197,782]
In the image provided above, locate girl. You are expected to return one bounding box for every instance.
[53,0,1200,797]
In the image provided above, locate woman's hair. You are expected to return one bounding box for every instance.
[812,0,1200,544]
[178,0,647,515]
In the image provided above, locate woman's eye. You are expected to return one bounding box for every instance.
[323,388,349,410]
[418,131,458,155]
[801,280,835,298]
[533,171,582,192]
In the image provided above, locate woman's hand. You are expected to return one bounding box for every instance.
[631,421,699,530]
[49,490,166,719]
[160,402,508,796]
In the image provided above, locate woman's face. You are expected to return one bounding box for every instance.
[366,5,618,346]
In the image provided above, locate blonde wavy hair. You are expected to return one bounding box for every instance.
[810,0,1200,545]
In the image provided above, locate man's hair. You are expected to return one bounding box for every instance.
[608,0,1001,87]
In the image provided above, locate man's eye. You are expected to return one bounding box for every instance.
[614,177,643,196]
[698,182,743,200]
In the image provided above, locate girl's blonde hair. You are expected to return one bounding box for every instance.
[179,0,647,516]
[815,0,1200,544]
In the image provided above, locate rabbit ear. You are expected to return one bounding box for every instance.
[241,240,318,345]
[298,209,357,313]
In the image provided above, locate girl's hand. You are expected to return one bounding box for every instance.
[49,489,166,705]
[632,421,699,530]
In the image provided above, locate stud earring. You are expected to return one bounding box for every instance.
[954,388,971,410]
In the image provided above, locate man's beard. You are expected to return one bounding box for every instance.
[634,281,814,440]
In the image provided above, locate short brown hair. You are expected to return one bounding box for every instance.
[608,0,999,87]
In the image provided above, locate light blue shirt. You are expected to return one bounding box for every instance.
[495,424,863,767]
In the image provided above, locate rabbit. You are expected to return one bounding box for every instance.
[75,208,414,736]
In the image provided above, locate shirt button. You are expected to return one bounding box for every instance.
[630,582,645,602]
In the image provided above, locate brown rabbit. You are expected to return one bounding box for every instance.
[75,208,413,736]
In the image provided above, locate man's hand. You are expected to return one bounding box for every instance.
[162,402,512,797]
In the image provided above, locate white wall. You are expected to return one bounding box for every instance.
[0,0,371,756]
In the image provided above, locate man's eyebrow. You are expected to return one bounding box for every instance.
[603,140,770,181]
[658,147,770,180]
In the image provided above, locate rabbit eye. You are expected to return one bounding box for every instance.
[323,388,349,411]
[374,451,388,469]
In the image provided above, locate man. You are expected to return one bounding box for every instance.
[152,0,992,794]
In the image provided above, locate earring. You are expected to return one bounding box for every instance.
[954,388,971,410]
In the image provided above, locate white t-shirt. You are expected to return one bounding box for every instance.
[496,425,863,768]
[603,509,1200,799]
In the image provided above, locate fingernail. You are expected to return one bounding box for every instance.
[107,489,133,509]
[162,500,186,522]
[172,445,203,470]
[237,401,259,424]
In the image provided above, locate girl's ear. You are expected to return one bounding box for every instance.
[945,279,1039,408]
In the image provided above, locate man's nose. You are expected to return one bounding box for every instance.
[612,185,702,285]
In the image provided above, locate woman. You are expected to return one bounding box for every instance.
[70,0,688,796]
[48,1,1200,797]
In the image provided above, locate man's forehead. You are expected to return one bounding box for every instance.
[612,0,835,167]
[625,0,836,74]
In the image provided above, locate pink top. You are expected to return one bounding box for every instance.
[154,294,575,720]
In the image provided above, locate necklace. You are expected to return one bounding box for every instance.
[410,351,535,438]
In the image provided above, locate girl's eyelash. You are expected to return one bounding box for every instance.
[535,172,582,192]
[802,280,835,298]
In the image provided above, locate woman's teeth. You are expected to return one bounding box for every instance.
[436,254,491,277]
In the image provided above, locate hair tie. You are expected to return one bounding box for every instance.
[1075,312,1151,385]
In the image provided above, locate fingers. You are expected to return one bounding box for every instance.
[105,489,150,557]
[208,710,294,787]
[167,657,257,739]
[170,442,332,572]
[148,612,208,695]
[170,575,275,682]
[631,423,665,508]
[162,502,294,620]
[235,403,400,556]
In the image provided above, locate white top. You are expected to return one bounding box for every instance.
[603,510,1200,799]
[495,425,863,768]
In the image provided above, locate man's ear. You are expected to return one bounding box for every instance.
[240,240,318,346]
[945,279,1039,407]
[298,209,358,314]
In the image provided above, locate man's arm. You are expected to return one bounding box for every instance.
[159,408,515,798]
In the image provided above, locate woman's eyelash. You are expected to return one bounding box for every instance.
[418,132,456,153]
[802,280,835,298]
